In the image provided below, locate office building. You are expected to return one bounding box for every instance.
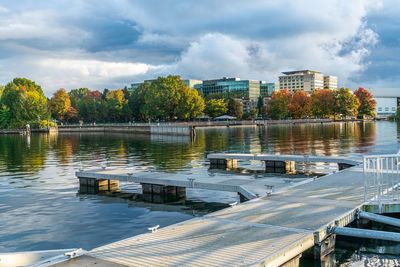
[196,77,260,100]
[323,76,338,90]
[260,82,279,97]
[279,70,337,93]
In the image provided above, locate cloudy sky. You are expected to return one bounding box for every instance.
[0,0,398,96]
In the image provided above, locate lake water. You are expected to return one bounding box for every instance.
[0,121,399,265]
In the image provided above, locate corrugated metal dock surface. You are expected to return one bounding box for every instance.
[83,166,366,266]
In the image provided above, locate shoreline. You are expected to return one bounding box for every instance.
[0,118,381,135]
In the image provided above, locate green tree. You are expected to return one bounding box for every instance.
[49,88,71,121]
[205,99,228,118]
[269,89,291,119]
[334,88,359,118]
[144,75,205,120]
[69,88,90,108]
[144,76,181,119]
[227,98,243,118]
[250,108,258,118]
[0,106,11,128]
[106,89,128,122]
[129,82,150,121]
[0,78,49,128]
[354,87,377,118]
[175,86,205,120]
[257,96,263,114]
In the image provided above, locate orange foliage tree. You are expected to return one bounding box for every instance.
[288,91,311,118]
[354,87,377,118]
[49,88,71,121]
[311,89,335,118]
[269,89,291,119]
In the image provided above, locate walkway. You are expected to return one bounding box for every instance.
[70,165,368,266]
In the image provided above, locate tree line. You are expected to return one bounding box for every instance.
[267,88,376,119]
[0,76,379,129]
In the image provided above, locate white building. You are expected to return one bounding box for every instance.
[368,88,400,118]
[375,97,397,117]
[279,70,336,94]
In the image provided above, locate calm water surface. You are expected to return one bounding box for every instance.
[0,121,399,264]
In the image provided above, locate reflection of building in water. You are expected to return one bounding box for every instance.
[150,134,191,144]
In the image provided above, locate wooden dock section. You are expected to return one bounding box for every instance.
[69,163,371,266]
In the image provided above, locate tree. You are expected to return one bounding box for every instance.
[144,76,182,119]
[66,106,78,122]
[106,89,128,122]
[144,75,205,120]
[227,98,243,118]
[334,88,359,118]
[0,78,49,128]
[269,89,291,119]
[250,108,258,118]
[49,88,71,121]
[354,87,377,118]
[311,89,335,118]
[288,91,311,118]
[257,96,264,114]
[205,99,228,118]
[0,105,11,128]
[175,86,205,120]
[129,82,150,121]
[69,88,90,107]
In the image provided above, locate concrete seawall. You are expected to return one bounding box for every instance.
[58,125,195,137]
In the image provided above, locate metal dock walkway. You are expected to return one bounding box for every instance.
[54,153,399,266]
[74,166,363,266]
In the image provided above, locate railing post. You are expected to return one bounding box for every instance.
[363,157,367,203]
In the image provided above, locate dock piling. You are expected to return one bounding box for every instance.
[265,160,296,174]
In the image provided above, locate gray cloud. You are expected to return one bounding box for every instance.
[0,0,398,96]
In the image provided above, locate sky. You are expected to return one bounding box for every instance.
[0,0,399,96]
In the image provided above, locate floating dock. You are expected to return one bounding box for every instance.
[69,165,367,266]
[45,154,400,266]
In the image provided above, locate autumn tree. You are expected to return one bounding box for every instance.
[269,89,291,119]
[227,98,243,118]
[288,91,311,118]
[333,88,360,118]
[49,88,71,121]
[311,89,335,118]
[205,99,228,118]
[354,87,377,118]
[106,89,129,122]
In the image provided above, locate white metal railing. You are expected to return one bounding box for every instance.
[363,154,400,204]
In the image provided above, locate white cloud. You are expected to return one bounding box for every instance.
[0,0,395,93]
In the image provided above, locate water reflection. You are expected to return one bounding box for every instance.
[0,121,399,253]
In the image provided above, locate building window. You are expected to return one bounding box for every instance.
[393,107,396,111]
[378,107,382,111]
[385,107,389,111]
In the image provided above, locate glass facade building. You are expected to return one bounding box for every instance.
[260,83,278,97]
[196,77,260,100]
